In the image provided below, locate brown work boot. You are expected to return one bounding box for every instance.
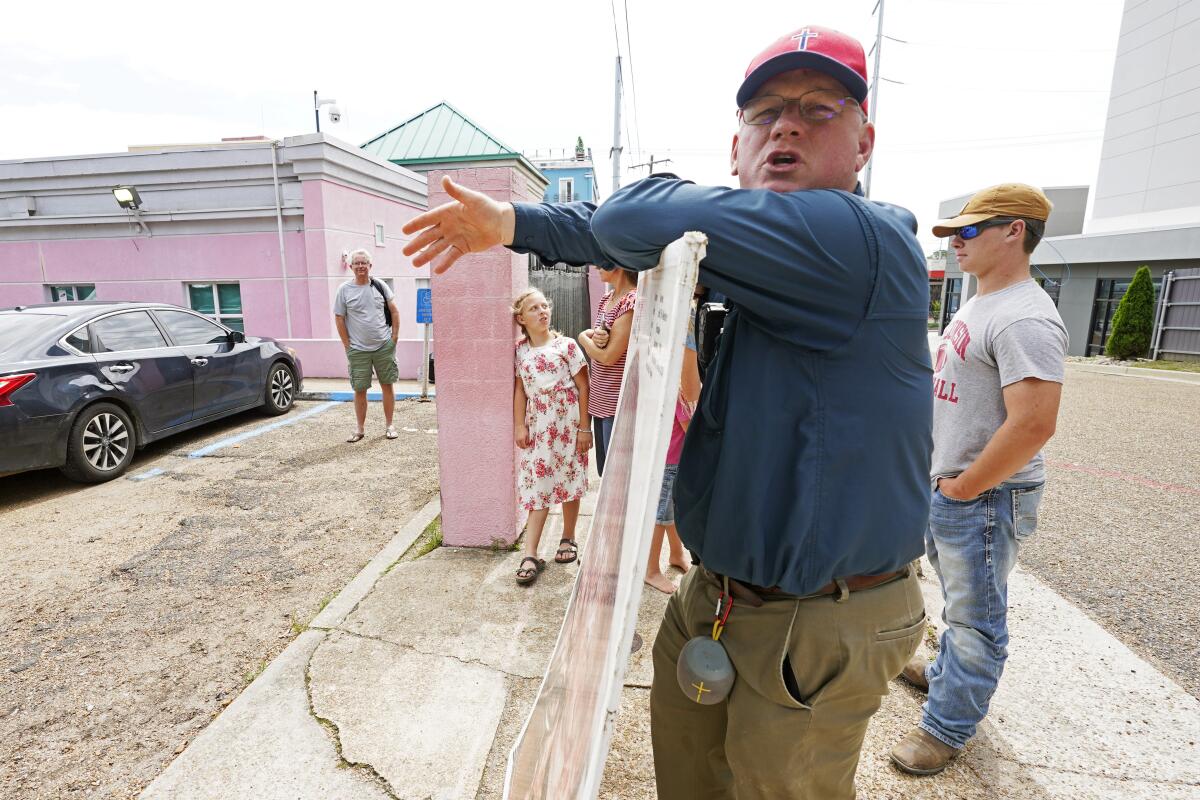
[899,653,930,691]
[890,728,960,775]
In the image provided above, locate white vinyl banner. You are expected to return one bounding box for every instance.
[504,233,705,800]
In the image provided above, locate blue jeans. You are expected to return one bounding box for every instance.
[593,416,615,476]
[920,481,1044,749]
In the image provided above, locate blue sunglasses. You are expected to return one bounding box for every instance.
[956,217,1017,240]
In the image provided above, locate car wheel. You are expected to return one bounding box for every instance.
[261,362,295,416]
[60,402,136,483]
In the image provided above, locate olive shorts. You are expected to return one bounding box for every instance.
[346,340,399,391]
[650,563,925,799]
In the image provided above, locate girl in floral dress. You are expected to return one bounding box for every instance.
[512,289,592,585]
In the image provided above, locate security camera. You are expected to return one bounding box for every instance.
[328,105,342,123]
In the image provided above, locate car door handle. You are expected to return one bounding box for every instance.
[108,363,135,373]
[190,358,209,367]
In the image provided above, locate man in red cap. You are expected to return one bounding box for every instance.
[403,26,930,799]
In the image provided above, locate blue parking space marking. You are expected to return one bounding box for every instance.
[314,391,433,402]
[129,467,165,481]
[187,401,340,459]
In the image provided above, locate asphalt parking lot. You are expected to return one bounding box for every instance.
[0,366,1195,799]
[1023,367,1200,699]
[0,399,440,799]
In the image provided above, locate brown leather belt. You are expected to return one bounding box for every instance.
[701,566,908,608]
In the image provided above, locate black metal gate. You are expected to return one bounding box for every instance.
[528,257,593,341]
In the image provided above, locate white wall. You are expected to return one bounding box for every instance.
[1087,0,1200,233]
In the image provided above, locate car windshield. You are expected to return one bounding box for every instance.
[0,313,67,361]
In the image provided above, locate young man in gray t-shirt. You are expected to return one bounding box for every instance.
[891,184,1068,776]
[334,249,400,442]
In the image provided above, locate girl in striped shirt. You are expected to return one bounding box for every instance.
[576,267,638,475]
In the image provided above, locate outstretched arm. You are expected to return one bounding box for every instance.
[402,177,519,274]
[402,176,613,273]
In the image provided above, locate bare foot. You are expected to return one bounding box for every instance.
[644,572,677,594]
[668,551,692,573]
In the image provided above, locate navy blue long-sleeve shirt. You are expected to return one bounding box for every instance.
[510,176,932,595]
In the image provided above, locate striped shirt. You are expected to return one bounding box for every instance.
[587,289,636,418]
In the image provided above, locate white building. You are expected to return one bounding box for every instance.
[938,0,1200,356]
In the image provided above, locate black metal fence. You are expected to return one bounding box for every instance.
[528,257,593,341]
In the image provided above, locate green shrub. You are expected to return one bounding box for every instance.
[1105,266,1156,360]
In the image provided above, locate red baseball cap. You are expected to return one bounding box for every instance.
[736,26,870,110]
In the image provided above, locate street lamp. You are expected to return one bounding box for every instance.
[313,91,342,132]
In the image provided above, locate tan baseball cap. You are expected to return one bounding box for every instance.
[931,183,1052,238]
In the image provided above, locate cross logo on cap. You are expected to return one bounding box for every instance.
[791,28,820,51]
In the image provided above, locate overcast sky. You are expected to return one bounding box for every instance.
[1,0,1125,253]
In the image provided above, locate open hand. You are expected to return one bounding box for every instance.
[401,176,514,274]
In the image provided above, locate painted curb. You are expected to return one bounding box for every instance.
[298,391,436,402]
[1066,362,1200,385]
[309,495,443,630]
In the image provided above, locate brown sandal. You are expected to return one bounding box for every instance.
[515,556,545,585]
[555,539,578,564]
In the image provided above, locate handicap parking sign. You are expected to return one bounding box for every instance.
[416,288,433,323]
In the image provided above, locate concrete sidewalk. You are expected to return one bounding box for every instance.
[141,477,1200,800]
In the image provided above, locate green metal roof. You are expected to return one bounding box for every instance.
[361,102,521,164]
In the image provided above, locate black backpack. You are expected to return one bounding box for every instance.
[370,278,393,327]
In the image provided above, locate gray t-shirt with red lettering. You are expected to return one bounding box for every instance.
[931,279,1067,483]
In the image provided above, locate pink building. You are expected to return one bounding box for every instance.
[362,103,551,546]
[0,135,430,378]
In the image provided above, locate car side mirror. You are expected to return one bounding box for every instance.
[228,330,246,344]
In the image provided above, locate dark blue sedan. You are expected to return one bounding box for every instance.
[0,301,303,482]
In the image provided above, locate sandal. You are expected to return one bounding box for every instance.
[385,426,398,439]
[346,432,365,443]
[515,556,545,585]
[555,539,578,564]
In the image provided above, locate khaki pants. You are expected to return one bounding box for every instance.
[650,564,925,800]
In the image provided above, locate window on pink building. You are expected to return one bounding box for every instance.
[48,284,96,302]
[187,283,244,332]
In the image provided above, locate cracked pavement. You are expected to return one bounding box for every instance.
[138,367,1200,799]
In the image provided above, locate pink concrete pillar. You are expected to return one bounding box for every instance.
[587,267,605,323]
[429,167,540,547]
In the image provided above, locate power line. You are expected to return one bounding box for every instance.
[608,0,621,54]
[638,128,1106,155]
[623,0,643,163]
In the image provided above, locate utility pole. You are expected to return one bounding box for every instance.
[611,56,623,194]
[630,154,672,176]
[863,0,885,198]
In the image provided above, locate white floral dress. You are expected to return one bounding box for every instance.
[516,336,589,511]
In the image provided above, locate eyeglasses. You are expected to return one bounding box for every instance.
[954,218,1017,240]
[738,90,861,126]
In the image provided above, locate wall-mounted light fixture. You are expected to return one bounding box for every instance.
[113,185,150,235]
[113,186,143,210]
